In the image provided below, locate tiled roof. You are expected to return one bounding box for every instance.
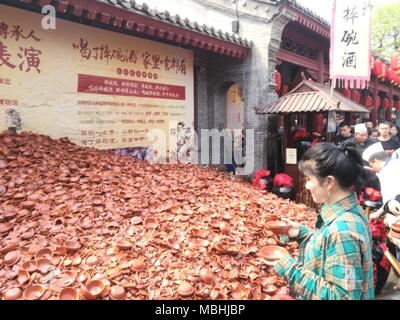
[255,80,370,114]
[286,0,330,27]
[99,0,252,48]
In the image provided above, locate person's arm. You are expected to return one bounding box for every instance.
[274,231,369,300]
[383,194,400,215]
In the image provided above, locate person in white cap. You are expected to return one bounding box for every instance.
[351,123,375,155]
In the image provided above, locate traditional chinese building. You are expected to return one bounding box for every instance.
[1,0,399,178]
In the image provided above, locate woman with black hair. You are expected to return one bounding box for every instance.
[273,142,374,300]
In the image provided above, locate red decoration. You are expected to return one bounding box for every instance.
[273,174,294,189]
[275,70,281,95]
[387,68,396,83]
[373,59,382,78]
[364,96,373,108]
[391,52,400,72]
[282,84,289,96]
[380,63,388,79]
[352,90,360,104]
[382,98,390,109]
[342,88,351,98]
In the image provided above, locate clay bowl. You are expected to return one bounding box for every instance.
[199,268,214,284]
[390,229,400,240]
[3,287,23,300]
[22,260,37,273]
[0,223,14,234]
[56,271,77,287]
[0,241,18,254]
[64,240,81,253]
[258,246,288,263]
[58,287,79,300]
[177,283,195,298]
[130,216,143,225]
[21,229,35,240]
[167,239,181,250]
[4,250,21,266]
[110,285,127,300]
[84,280,105,299]
[0,185,6,196]
[17,270,30,285]
[91,196,105,206]
[265,221,290,235]
[21,201,36,210]
[144,217,159,229]
[2,207,18,220]
[36,258,52,274]
[35,248,53,260]
[131,259,145,272]
[116,239,132,251]
[391,223,400,234]
[86,256,99,266]
[23,284,46,300]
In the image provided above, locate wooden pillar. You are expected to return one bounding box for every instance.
[388,87,394,121]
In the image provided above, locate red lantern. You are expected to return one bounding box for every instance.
[282,84,289,95]
[375,96,381,107]
[275,70,281,95]
[342,88,351,98]
[352,90,360,103]
[373,59,383,78]
[364,96,373,108]
[382,98,390,109]
[395,101,400,110]
[387,68,396,83]
[391,52,400,73]
[380,63,388,79]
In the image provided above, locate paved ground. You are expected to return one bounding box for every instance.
[376,270,400,300]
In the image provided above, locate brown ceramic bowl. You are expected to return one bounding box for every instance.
[0,223,14,234]
[391,223,400,234]
[2,207,18,220]
[265,221,290,235]
[130,216,143,225]
[390,229,400,240]
[110,285,127,300]
[17,270,30,286]
[86,256,99,266]
[116,239,132,251]
[4,250,21,266]
[258,246,288,262]
[131,259,145,272]
[23,284,46,300]
[36,258,52,274]
[167,239,181,250]
[86,280,105,298]
[144,217,159,229]
[3,287,23,300]
[64,240,81,253]
[56,271,77,287]
[21,201,36,210]
[177,283,195,298]
[58,287,79,300]
[35,248,53,260]
[91,196,105,206]
[22,260,37,273]
[199,268,214,284]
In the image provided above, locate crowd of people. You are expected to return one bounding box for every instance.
[278,118,400,300]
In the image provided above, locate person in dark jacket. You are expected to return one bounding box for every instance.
[333,121,353,146]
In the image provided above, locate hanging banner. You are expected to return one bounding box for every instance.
[330,0,372,89]
[0,4,194,160]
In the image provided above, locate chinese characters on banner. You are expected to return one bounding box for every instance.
[0,4,194,160]
[330,0,371,89]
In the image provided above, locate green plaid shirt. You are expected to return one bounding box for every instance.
[274,193,375,300]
